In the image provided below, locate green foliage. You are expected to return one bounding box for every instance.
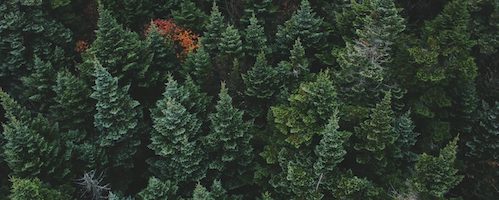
[50,69,93,131]
[219,25,243,57]
[172,0,207,32]
[9,177,70,200]
[144,23,177,88]
[1,91,71,183]
[90,61,142,170]
[148,96,206,183]
[353,91,396,169]
[242,51,280,100]
[466,101,498,161]
[20,56,56,112]
[192,183,211,200]
[205,83,253,172]
[181,45,213,85]
[243,14,269,58]
[413,136,463,198]
[272,71,338,147]
[138,177,178,200]
[409,0,476,82]
[275,0,326,56]
[332,173,382,200]
[203,2,226,55]
[314,111,351,174]
[89,6,150,85]
[393,111,419,164]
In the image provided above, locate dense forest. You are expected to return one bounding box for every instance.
[0,0,497,199]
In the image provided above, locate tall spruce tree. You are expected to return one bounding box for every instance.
[148,97,206,183]
[20,56,56,113]
[181,44,213,86]
[271,71,338,147]
[204,83,253,173]
[275,0,326,57]
[314,110,352,175]
[242,51,280,100]
[143,23,177,88]
[138,177,178,200]
[413,136,463,198]
[89,6,150,85]
[219,25,243,58]
[9,177,70,200]
[353,91,397,172]
[50,69,94,131]
[243,14,268,58]
[90,60,142,179]
[277,38,310,92]
[172,0,207,32]
[203,2,226,56]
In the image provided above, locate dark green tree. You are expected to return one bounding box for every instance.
[20,56,56,113]
[393,110,419,165]
[219,25,243,58]
[50,69,94,131]
[9,177,70,200]
[314,110,351,175]
[143,23,177,88]
[353,91,396,172]
[242,51,280,100]
[204,83,253,173]
[90,60,142,182]
[203,2,226,55]
[275,0,326,57]
[138,177,178,200]
[192,183,212,200]
[88,6,150,85]
[172,0,207,33]
[413,136,463,198]
[148,97,206,183]
[243,14,268,58]
[272,71,338,147]
[276,38,310,92]
[181,44,213,86]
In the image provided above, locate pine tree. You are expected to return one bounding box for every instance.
[242,51,280,100]
[409,0,476,82]
[90,60,142,171]
[210,180,228,200]
[50,69,94,131]
[314,110,352,175]
[20,56,56,113]
[203,2,226,55]
[148,97,206,183]
[219,25,243,57]
[275,0,326,56]
[172,0,207,32]
[181,44,213,86]
[138,177,178,200]
[205,83,253,172]
[277,38,310,91]
[393,110,419,164]
[89,6,149,85]
[9,177,70,200]
[272,71,338,147]
[243,14,268,58]
[144,23,177,88]
[192,183,212,200]
[1,90,71,183]
[413,136,463,198]
[353,91,396,170]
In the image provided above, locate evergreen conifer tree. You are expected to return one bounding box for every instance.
[90,60,142,174]
[243,14,268,58]
[219,25,243,58]
[242,51,280,100]
[138,177,178,200]
[9,177,70,200]
[89,6,150,85]
[144,23,177,88]
[203,2,226,55]
[205,83,253,172]
[314,111,351,175]
[272,71,338,147]
[20,56,56,113]
[275,0,326,56]
[50,70,94,131]
[148,97,206,183]
[393,111,419,164]
[172,0,207,32]
[181,44,213,86]
[277,38,310,92]
[192,183,212,200]
[353,91,397,172]
[413,136,463,198]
